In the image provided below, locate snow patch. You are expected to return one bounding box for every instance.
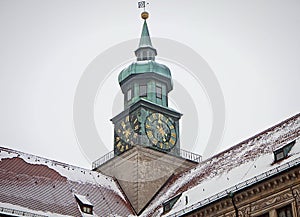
[0,149,18,160]
[0,202,72,217]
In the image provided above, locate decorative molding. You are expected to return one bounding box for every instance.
[239,206,251,217]
[292,186,300,216]
[251,191,293,213]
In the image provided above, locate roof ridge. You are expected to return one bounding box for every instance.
[0,146,92,173]
[206,112,300,163]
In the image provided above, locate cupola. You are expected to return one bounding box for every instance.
[118,11,173,109]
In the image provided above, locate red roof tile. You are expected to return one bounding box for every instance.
[0,152,134,216]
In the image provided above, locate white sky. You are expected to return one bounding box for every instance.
[0,0,299,169]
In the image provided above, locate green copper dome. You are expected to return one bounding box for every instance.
[118,60,172,85]
[117,14,174,109]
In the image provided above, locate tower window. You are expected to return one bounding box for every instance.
[127,88,132,101]
[156,85,162,99]
[139,84,147,97]
[142,51,147,60]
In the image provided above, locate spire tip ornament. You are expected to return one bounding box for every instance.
[141,11,149,20]
[138,1,149,19]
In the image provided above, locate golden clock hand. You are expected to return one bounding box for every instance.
[158,126,165,136]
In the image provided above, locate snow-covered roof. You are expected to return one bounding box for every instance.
[75,194,93,206]
[0,147,134,216]
[140,113,300,216]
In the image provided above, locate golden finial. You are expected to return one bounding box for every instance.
[138,1,149,19]
[141,11,149,20]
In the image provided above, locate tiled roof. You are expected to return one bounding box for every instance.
[140,113,300,216]
[0,148,135,216]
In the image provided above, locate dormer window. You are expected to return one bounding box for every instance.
[274,140,296,163]
[75,194,93,215]
[162,193,182,214]
[83,206,92,214]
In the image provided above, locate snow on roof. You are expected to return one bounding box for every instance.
[0,146,122,198]
[166,140,300,216]
[141,113,300,216]
[75,194,93,206]
[0,201,73,217]
[0,147,134,216]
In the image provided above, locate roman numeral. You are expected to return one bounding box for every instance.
[116,142,122,148]
[170,138,175,145]
[147,131,153,138]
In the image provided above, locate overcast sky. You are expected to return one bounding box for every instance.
[0,0,299,168]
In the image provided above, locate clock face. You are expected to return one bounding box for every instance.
[114,115,139,153]
[145,113,177,150]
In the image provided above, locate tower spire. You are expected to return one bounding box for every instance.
[138,20,153,48]
[135,11,157,61]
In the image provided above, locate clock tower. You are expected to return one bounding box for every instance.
[111,11,181,157]
[93,11,200,215]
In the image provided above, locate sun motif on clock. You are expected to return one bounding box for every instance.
[114,115,140,153]
[145,112,177,151]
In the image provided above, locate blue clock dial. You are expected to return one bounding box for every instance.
[145,113,177,150]
[114,115,139,154]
